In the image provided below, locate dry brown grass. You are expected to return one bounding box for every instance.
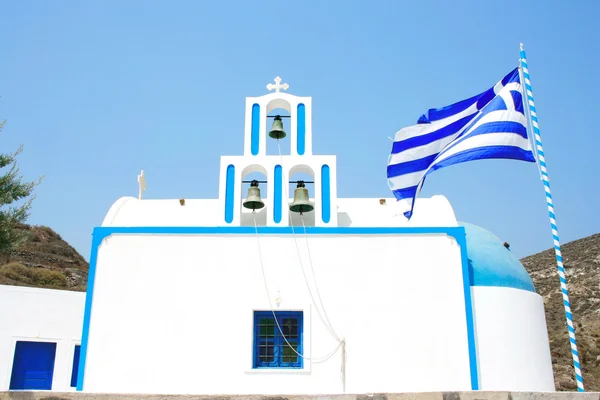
[0,262,68,289]
[522,233,600,391]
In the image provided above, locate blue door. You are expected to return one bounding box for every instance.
[70,345,81,387]
[9,341,57,390]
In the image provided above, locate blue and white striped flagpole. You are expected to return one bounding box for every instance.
[519,43,584,392]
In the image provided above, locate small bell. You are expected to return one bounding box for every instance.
[269,115,286,139]
[243,180,265,212]
[289,181,314,215]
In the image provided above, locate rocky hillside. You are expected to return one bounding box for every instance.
[521,233,600,392]
[0,223,88,291]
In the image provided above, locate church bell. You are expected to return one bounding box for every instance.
[289,181,314,215]
[268,115,286,139]
[243,180,265,211]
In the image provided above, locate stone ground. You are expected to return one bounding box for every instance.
[0,391,599,400]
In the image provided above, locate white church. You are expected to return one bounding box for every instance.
[0,77,556,394]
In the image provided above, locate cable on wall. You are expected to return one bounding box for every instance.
[252,214,344,364]
[276,140,342,343]
[248,136,347,389]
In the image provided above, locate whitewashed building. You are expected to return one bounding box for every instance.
[0,77,555,394]
[0,285,84,392]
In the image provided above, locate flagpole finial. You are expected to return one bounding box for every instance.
[520,42,524,51]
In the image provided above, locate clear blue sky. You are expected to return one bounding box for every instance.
[1,1,598,261]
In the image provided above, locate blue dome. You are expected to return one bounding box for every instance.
[459,222,536,293]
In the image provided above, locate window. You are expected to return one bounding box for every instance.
[253,311,303,368]
[70,345,81,388]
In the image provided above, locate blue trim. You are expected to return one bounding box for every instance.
[76,231,102,391]
[274,165,282,224]
[321,165,331,223]
[297,104,305,155]
[224,165,235,223]
[251,104,260,156]
[455,228,479,390]
[77,225,479,390]
[88,226,465,238]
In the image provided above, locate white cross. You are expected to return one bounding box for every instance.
[138,170,146,200]
[266,76,289,93]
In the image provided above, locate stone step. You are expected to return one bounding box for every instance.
[1,392,600,400]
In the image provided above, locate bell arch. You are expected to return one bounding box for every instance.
[240,164,268,227]
[266,97,292,156]
[287,164,316,227]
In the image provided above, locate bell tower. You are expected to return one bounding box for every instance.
[218,76,338,227]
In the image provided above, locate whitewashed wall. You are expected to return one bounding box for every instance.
[0,285,85,392]
[83,233,471,394]
[472,286,555,391]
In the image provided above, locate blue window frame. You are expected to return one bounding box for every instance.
[253,311,303,368]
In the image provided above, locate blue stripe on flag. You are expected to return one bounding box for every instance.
[440,121,528,156]
[392,185,418,201]
[391,114,475,154]
[417,92,484,124]
[467,121,528,139]
[427,145,536,174]
[387,154,438,177]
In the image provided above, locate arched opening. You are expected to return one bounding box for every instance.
[241,165,268,227]
[287,164,315,227]
[266,98,291,156]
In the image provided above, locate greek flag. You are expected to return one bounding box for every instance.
[387,67,536,219]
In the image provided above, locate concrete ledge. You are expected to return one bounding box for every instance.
[0,393,599,400]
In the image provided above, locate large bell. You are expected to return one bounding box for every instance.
[289,181,314,215]
[243,180,265,211]
[268,115,286,139]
